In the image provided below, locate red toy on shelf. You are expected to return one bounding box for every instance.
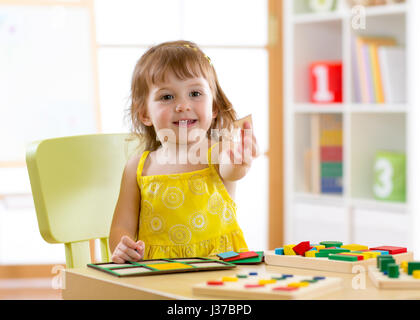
[310,61,343,103]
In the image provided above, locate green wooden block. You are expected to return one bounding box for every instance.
[328,254,358,262]
[376,255,394,268]
[315,251,331,258]
[387,264,400,279]
[373,151,406,202]
[321,162,343,177]
[319,248,350,254]
[320,241,343,248]
[408,262,420,275]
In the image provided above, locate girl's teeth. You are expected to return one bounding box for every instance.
[179,120,188,127]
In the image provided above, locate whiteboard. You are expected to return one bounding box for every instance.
[0,5,98,162]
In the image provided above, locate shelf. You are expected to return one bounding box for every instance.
[293,193,407,213]
[351,197,407,214]
[293,104,408,114]
[292,3,407,25]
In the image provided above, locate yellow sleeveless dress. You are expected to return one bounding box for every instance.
[136,144,248,259]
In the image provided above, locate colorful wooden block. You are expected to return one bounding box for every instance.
[319,248,350,254]
[407,262,420,275]
[288,282,309,288]
[320,241,343,248]
[387,264,400,278]
[293,241,312,256]
[259,279,277,285]
[337,253,364,260]
[275,248,284,255]
[146,262,194,271]
[207,281,224,286]
[217,251,239,260]
[222,276,238,282]
[305,250,317,258]
[284,244,297,256]
[341,244,369,251]
[223,251,259,262]
[413,271,420,279]
[370,246,407,255]
[328,254,359,262]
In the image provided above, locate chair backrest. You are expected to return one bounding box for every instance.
[26,133,142,268]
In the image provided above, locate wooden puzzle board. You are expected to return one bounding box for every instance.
[87,257,236,277]
[264,251,413,274]
[368,266,420,289]
[192,270,342,300]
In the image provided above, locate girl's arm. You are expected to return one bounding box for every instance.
[218,121,259,182]
[109,154,144,263]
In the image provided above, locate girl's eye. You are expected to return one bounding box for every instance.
[161,94,173,101]
[190,91,201,97]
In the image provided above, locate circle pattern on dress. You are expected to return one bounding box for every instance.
[162,186,184,209]
[169,224,192,245]
[142,200,153,217]
[190,212,207,231]
[208,192,225,215]
[188,174,207,195]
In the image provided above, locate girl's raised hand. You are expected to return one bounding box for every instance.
[227,121,259,167]
[111,236,145,263]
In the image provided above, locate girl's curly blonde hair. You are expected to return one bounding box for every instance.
[127,40,237,151]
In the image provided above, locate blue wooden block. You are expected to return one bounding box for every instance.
[371,250,389,255]
[249,272,258,276]
[274,248,284,255]
[217,251,239,260]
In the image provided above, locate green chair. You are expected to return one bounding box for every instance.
[26,133,143,268]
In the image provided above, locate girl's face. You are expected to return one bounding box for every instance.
[142,71,217,144]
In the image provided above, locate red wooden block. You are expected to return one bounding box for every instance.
[292,241,312,256]
[244,284,265,289]
[207,281,224,286]
[272,286,299,292]
[224,251,259,262]
[310,61,343,103]
[369,246,407,255]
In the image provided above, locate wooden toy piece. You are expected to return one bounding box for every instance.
[368,261,420,289]
[341,244,369,251]
[223,251,259,262]
[87,257,236,277]
[264,249,413,274]
[292,241,312,256]
[284,244,297,255]
[370,246,407,255]
[320,241,343,248]
[275,248,284,255]
[305,250,317,258]
[328,254,359,262]
[217,251,239,260]
[222,276,238,282]
[407,262,420,275]
[192,271,342,300]
[227,251,264,265]
[234,114,253,129]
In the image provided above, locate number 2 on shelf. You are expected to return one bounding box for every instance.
[312,65,334,102]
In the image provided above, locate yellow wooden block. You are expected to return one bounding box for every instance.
[305,250,317,258]
[284,244,297,256]
[365,251,381,259]
[145,262,193,271]
[413,271,420,279]
[222,277,238,282]
[341,244,369,251]
[313,245,325,251]
[401,261,409,273]
[259,279,277,285]
[288,282,309,288]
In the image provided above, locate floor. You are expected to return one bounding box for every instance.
[0,278,62,300]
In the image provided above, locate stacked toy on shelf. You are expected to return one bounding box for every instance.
[265,241,413,273]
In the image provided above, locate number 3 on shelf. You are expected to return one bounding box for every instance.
[374,158,394,199]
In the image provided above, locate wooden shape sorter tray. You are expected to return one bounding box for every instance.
[264,251,413,274]
[87,257,236,277]
[192,271,342,300]
[368,266,420,289]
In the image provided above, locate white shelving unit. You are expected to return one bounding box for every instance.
[283,0,420,258]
